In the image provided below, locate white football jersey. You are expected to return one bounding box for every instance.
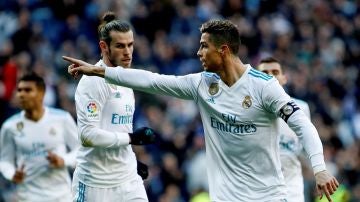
[74,60,138,188]
[278,98,310,202]
[0,107,78,201]
[104,64,326,202]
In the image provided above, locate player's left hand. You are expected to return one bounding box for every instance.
[129,127,157,145]
[137,160,149,180]
[315,170,339,202]
[47,151,65,168]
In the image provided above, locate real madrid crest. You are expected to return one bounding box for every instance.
[16,122,24,132]
[242,95,252,109]
[208,83,219,95]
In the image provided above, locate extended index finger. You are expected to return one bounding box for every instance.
[62,56,82,64]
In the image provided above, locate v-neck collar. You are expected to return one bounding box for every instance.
[21,107,48,123]
[219,64,251,91]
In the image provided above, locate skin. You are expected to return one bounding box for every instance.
[196,33,246,86]
[62,30,339,202]
[100,30,134,68]
[17,81,45,121]
[70,29,135,145]
[258,61,340,201]
[13,81,65,183]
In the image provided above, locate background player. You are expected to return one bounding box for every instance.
[71,12,156,202]
[0,72,79,202]
[258,57,311,202]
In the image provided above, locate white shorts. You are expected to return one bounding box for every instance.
[72,175,148,202]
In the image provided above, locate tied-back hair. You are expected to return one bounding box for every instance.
[98,11,132,45]
[19,71,46,91]
[200,19,240,55]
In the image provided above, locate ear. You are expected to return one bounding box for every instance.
[283,74,288,85]
[99,41,108,53]
[218,45,229,55]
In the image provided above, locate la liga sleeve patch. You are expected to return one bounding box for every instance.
[279,101,300,122]
[86,101,100,121]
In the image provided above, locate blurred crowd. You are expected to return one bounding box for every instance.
[0,0,359,201]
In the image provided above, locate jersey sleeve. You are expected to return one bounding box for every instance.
[75,77,130,148]
[262,79,326,174]
[61,112,80,167]
[261,79,291,113]
[286,109,325,174]
[104,67,200,101]
[0,124,16,180]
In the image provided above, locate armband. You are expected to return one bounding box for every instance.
[279,101,300,122]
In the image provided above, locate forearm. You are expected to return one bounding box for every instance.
[105,66,167,93]
[104,66,196,99]
[79,125,130,148]
[287,111,326,174]
[91,66,105,77]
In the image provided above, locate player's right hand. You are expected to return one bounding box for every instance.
[12,164,25,184]
[129,127,157,145]
[63,56,105,78]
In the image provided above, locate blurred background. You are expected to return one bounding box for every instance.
[0,0,359,201]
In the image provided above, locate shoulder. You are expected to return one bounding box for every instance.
[77,75,105,89]
[247,67,274,83]
[200,71,219,86]
[1,112,21,129]
[47,107,72,120]
[246,67,279,95]
[48,107,69,115]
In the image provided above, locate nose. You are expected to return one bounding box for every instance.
[124,46,133,55]
[197,49,201,57]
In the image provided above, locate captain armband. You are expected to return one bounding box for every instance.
[278,101,300,122]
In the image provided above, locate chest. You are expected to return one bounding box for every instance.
[198,84,272,125]
[12,120,64,153]
[103,85,135,115]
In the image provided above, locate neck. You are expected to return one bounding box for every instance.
[101,57,113,67]
[25,106,45,121]
[217,55,246,87]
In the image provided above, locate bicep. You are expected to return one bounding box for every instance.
[261,79,291,115]
[75,79,109,141]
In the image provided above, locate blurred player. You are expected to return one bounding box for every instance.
[0,72,79,202]
[258,57,310,202]
[70,12,156,202]
[64,19,339,202]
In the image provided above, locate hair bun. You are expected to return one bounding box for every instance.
[102,12,116,23]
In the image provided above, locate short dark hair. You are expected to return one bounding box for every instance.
[19,71,46,91]
[98,11,132,45]
[259,57,280,64]
[200,19,240,55]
